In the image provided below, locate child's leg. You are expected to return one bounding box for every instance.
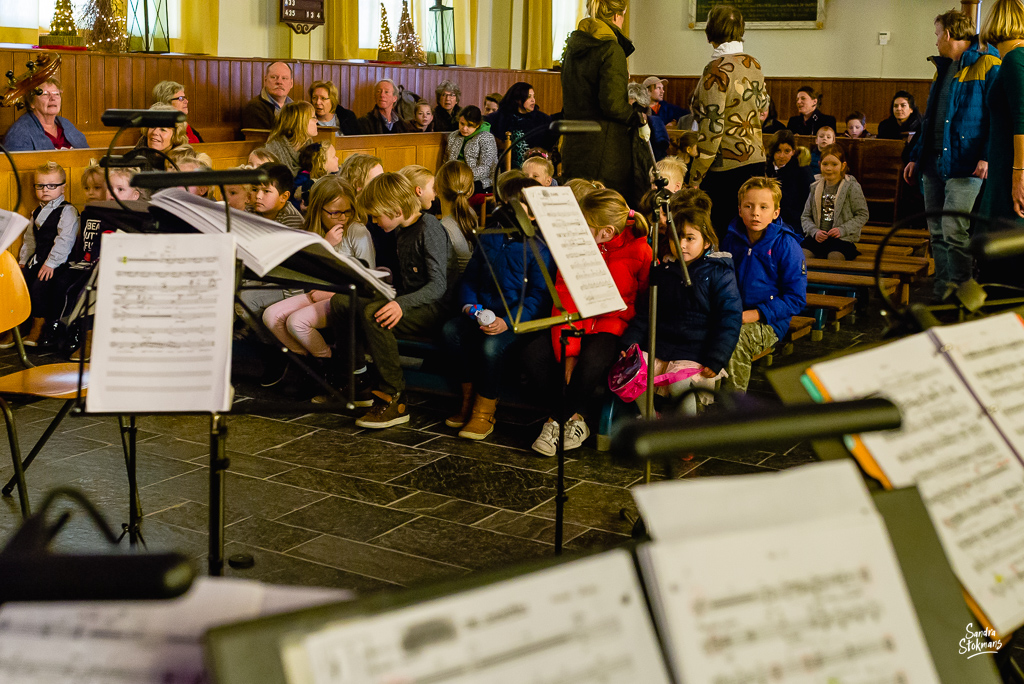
[723,322,778,393]
[520,332,560,416]
[473,329,519,400]
[441,315,479,386]
[285,298,334,358]
[563,332,619,422]
[264,294,318,355]
[361,297,441,397]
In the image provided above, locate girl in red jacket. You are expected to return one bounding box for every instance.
[522,189,652,456]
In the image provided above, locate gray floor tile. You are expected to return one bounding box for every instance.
[288,533,465,586]
[275,495,417,542]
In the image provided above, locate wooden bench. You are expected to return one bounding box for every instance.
[752,316,815,366]
[806,257,927,305]
[803,293,857,338]
[854,242,913,258]
[807,272,901,302]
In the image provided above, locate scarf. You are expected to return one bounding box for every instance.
[711,41,744,58]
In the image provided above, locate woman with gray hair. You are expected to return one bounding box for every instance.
[433,80,462,132]
[152,80,202,143]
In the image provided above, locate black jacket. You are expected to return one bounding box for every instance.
[560,18,638,202]
[433,105,461,133]
[357,107,403,135]
[767,156,814,231]
[877,112,921,140]
[786,110,837,136]
[240,96,278,131]
[335,106,360,136]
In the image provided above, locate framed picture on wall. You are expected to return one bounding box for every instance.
[689,0,826,30]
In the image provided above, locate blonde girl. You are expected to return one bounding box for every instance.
[434,160,476,272]
[262,176,374,365]
[398,164,437,211]
[522,188,653,455]
[81,163,106,203]
[265,101,318,174]
[338,153,384,193]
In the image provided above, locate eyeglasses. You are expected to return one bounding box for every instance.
[322,207,355,219]
[37,91,61,99]
[35,182,65,190]
[171,95,188,102]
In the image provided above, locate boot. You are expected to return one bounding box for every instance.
[445,383,475,428]
[22,318,45,347]
[459,395,497,440]
[70,329,92,361]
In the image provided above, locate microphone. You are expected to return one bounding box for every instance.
[970,227,1024,261]
[549,120,601,134]
[0,553,195,601]
[101,108,186,128]
[131,169,269,190]
[612,398,901,464]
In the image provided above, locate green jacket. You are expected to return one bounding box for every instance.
[560,18,638,203]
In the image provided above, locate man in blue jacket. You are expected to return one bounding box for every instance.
[905,9,1000,300]
[721,177,807,393]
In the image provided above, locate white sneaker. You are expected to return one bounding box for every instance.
[531,420,559,456]
[563,418,590,451]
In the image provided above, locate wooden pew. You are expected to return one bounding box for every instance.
[0,132,447,218]
[807,272,901,300]
[806,256,924,304]
[804,293,857,337]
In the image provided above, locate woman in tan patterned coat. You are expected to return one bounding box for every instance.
[689,4,769,240]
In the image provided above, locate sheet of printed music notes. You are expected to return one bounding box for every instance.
[87,232,236,413]
[521,186,626,320]
[807,315,1024,635]
[634,461,941,684]
[280,549,672,684]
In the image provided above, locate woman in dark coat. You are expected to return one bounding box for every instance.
[560,0,638,203]
[486,82,551,171]
[877,90,922,141]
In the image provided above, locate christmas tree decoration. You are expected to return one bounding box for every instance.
[81,0,129,52]
[39,0,86,47]
[376,4,402,62]
[395,1,426,65]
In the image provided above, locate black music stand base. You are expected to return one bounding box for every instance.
[554,328,585,555]
[115,416,145,547]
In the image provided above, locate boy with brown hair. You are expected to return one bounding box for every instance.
[720,176,806,392]
[328,172,456,427]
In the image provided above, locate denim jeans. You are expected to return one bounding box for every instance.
[441,314,520,400]
[921,173,982,296]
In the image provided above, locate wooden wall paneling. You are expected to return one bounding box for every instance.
[381,145,418,170]
[0,51,15,133]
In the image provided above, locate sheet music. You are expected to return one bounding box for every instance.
[281,549,672,684]
[634,459,876,541]
[634,461,940,684]
[151,189,394,299]
[0,578,351,684]
[0,208,30,254]
[87,232,236,413]
[809,333,1024,634]
[932,312,1024,455]
[641,516,941,684]
[522,186,625,319]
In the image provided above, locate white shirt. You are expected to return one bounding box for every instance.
[20,196,79,268]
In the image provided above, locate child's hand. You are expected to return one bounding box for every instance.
[700,367,717,378]
[463,304,477,316]
[374,301,403,329]
[324,224,346,247]
[741,309,761,324]
[481,318,508,335]
[827,227,841,239]
[37,264,54,281]
[815,230,828,243]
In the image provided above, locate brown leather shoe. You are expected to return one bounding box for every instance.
[445,383,474,428]
[459,395,497,440]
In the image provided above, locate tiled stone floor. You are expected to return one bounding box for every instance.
[0,291,896,595]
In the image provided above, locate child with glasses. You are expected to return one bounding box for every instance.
[17,161,80,347]
[262,176,374,371]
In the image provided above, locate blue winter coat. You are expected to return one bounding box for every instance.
[621,250,742,374]
[910,37,1000,180]
[457,232,553,328]
[721,218,807,342]
[3,111,89,151]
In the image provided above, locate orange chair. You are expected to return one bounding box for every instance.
[0,250,89,517]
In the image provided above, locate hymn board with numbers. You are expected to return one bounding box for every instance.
[280,0,324,34]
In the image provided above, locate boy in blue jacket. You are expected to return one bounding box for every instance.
[442,177,553,440]
[721,177,807,392]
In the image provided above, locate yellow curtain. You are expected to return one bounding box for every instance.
[326,0,361,60]
[181,0,219,54]
[522,0,552,70]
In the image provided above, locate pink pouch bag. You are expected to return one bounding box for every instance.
[608,344,703,402]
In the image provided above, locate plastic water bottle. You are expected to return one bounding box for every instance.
[469,305,496,326]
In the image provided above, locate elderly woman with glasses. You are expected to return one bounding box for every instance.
[2,77,90,151]
[153,80,203,143]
